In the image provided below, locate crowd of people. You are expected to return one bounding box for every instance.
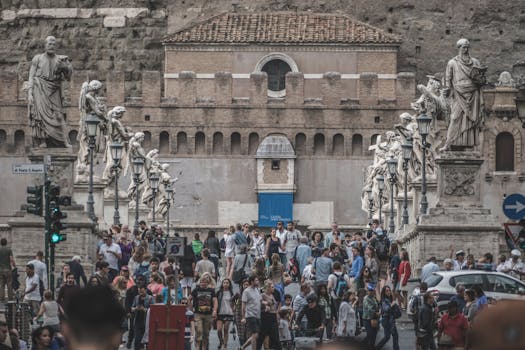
[0,217,522,350]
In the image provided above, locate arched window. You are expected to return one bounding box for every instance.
[314,133,325,155]
[371,134,380,146]
[248,133,259,155]
[231,132,241,155]
[176,132,187,154]
[213,132,223,155]
[14,130,25,152]
[295,133,306,155]
[159,131,170,154]
[143,131,152,149]
[352,134,363,156]
[496,132,514,171]
[332,134,344,156]
[68,130,78,146]
[255,53,299,98]
[195,132,206,155]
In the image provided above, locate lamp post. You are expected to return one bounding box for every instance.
[110,142,123,225]
[386,156,397,234]
[165,186,174,236]
[376,174,385,226]
[149,174,160,222]
[85,114,100,222]
[401,139,413,225]
[132,157,144,231]
[366,187,373,225]
[417,113,432,215]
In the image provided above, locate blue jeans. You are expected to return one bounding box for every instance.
[363,319,378,347]
[376,319,399,350]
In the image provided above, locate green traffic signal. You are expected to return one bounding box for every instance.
[50,232,66,244]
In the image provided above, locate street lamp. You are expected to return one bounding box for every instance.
[85,114,100,223]
[417,113,432,215]
[149,174,160,222]
[376,174,385,226]
[165,185,174,236]
[110,142,123,225]
[386,156,397,234]
[401,139,413,225]
[365,187,373,225]
[132,157,144,231]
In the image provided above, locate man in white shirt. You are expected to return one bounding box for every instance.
[23,263,41,315]
[453,250,467,271]
[98,235,122,282]
[275,221,288,266]
[501,249,525,280]
[28,251,47,290]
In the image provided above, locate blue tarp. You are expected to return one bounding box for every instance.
[258,192,293,227]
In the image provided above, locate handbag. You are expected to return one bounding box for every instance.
[391,303,402,319]
[232,255,249,284]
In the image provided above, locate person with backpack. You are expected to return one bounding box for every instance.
[373,230,391,294]
[317,284,336,339]
[375,285,401,350]
[234,223,248,254]
[327,262,351,316]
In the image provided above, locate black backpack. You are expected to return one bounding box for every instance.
[376,235,390,260]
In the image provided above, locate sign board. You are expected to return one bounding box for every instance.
[166,237,186,257]
[148,304,185,350]
[502,194,525,220]
[258,192,293,227]
[12,163,44,174]
[504,223,523,250]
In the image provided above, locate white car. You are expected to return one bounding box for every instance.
[413,270,525,311]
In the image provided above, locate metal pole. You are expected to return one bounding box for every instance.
[368,199,373,224]
[44,159,51,293]
[87,138,96,222]
[134,174,140,231]
[402,160,409,225]
[421,136,428,214]
[113,164,120,225]
[152,189,157,223]
[389,177,395,234]
[166,200,170,236]
[378,190,383,226]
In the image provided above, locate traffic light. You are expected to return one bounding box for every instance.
[48,185,67,245]
[26,185,43,216]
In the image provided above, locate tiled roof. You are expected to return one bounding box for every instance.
[163,12,401,45]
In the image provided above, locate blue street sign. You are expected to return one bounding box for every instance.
[502,194,525,220]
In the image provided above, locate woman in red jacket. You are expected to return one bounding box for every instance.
[398,250,411,310]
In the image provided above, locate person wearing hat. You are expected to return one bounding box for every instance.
[362,282,380,347]
[443,258,454,272]
[501,249,525,279]
[449,246,466,271]
[295,294,326,341]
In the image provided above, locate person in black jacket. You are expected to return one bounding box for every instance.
[68,256,87,287]
[125,275,152,349]
[418,292,436,350]
[296,295,326,341]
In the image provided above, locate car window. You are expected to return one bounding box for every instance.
[486,274,522,294]
[426,274,443,288]
[450,274,484,289]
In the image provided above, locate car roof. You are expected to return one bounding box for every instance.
[433,270,524,282]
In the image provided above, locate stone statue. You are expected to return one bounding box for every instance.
[141,149,162,209]
[127,132,147,206]
[102,106,134,196]
[361,131,402,215]
[496,71,515,87]
[28,36,73,148]
[441,38,486,151]
[75,80,107,182]
[156,163,174,220]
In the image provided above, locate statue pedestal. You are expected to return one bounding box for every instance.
[28,148,77,195]
[73,181,106,227]
[127,203,151,228]
[103,195,130,228]
[400,151,505,273]
[409,180,437,221]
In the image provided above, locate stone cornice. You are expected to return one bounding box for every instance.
[164,44,399,52]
